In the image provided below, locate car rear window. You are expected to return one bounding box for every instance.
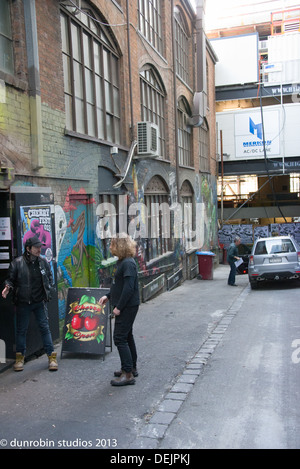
[254,239,296,255]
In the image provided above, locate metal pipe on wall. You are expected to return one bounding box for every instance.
[171,0,181,205]
[126,0,134,143]
[23,0,44,170]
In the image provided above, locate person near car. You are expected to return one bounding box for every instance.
[99,233,140,387]
[1,235,58,372]
[227,236,241,286]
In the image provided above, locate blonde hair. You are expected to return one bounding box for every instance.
[110,233,137,260]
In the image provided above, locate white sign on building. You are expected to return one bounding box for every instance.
[210,34,259,87]
[234,109,280,158]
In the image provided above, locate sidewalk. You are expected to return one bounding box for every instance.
[0,264,249,449]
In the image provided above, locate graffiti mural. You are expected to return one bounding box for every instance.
[199,174,218,250]
[55,172,220,323]
[219,224,254,248]
[63,187,96,285]
[219,223,300,249]
[55,187,96,322]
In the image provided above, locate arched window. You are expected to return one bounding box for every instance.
[174,6,190,85]
[140,66,166,159]
[138,0,163,55]
[60,1,121,143]
[178,97,192,167]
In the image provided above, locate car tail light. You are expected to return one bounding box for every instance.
[249,255,254,266]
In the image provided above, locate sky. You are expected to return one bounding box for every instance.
[189,0,300,30]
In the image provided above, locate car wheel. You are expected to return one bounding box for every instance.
[250,280,258,290]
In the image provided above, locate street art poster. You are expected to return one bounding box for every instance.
[218,224,253,248]
[270,223,300,245]
[61,288,110,357]
[20,205,53,262]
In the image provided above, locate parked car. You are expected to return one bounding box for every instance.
[248,236,300,289]
[236,243,252,275]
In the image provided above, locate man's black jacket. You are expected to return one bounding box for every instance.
[5,253,54,304]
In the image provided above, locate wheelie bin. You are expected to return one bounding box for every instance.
[196,251,215,280]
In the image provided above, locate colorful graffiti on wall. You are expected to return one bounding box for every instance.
[219,223,300,249]
[176,173,218,253]
[55,173,218,325]
[56,186,97,321]
[198,174,218,251]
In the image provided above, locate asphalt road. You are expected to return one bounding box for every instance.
[1,267,299,450]
[159,279,300,449]
[0,265,246,450]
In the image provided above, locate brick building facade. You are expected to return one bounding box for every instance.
[0,0,218,328]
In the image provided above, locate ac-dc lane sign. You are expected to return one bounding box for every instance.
[234,109,280,158]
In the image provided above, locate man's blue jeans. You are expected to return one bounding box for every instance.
[16,302,54,356]
[228,262,237,286]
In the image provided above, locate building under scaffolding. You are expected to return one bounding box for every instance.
[207,2,300,227]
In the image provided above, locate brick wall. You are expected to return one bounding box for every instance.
[36,0,65,112]
[1,0,219,321]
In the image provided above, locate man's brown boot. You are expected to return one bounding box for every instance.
[13,353,24,371]
[110,372,135,386]
[48,352,58,371]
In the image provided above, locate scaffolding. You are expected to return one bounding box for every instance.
[271,7,300,35]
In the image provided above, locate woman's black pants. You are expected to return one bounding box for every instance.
[113,305,138,373]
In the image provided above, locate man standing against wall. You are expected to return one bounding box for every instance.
[2,236,58,371]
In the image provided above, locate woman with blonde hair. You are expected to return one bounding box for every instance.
[99,234,140,386]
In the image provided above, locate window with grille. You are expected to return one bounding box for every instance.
[140,67,166,159]
[0,0,14,75]
[138,0,163,55]
[60,1,121,143]
[174,6,189,85]
[178,97,192,167]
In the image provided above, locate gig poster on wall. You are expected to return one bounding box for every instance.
[61,288,111,358]
[20,205,54,262]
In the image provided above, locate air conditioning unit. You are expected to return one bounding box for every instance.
[136,121,159,158]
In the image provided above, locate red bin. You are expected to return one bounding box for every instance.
[196,251,215,280]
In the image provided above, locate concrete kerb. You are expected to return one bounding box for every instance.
[133,282,251,449]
